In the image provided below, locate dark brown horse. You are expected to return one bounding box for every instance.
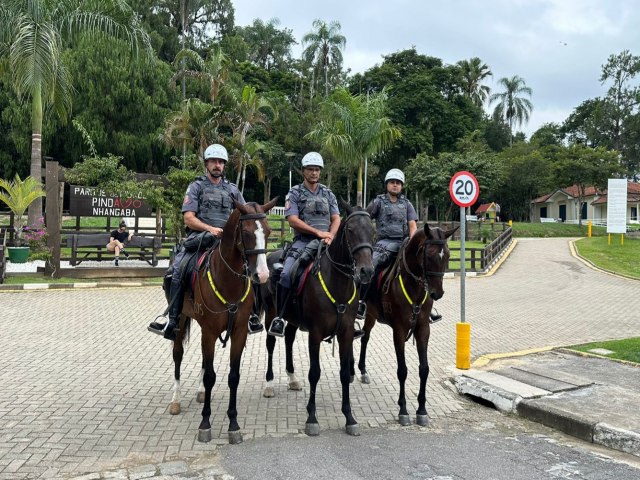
[355,223,457,426]
[259,202,375,436]
[170,199,277,444]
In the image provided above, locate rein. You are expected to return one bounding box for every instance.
[196,210,268,347]
[317,210,373,343]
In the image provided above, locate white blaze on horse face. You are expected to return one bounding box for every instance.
[254,220,269,283]
[439,247,445,260]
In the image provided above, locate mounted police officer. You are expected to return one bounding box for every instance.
[357,168,443,323]
[267,152,342,338]
[148,143,265,340]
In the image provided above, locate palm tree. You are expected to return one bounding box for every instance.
[224,85,276,192]
[160,98,220,157]
[0,0,150,224]
[489,75,533,145]
[302,19,346,98]
[0,175,46,246]
[457,57,492,107]
[172,45,229,105]
[307,88,401,207]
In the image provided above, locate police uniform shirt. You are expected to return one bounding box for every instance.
[368,194,418,222]
[182,177,246,215]
[284,184,339,235]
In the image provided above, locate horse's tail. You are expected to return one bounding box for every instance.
[181,317,192,346]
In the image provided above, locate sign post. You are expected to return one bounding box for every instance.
[449,171,480,369]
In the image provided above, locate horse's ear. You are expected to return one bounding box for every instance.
[424,222,433,238]
[339,197,352,214]
[445,226,459,239]
[262,197,279,213]
[233,200,249,213]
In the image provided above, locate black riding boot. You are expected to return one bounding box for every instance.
[147,273,173,332]
[248,282,264,335]
[429,307,443,324]
[162,284,184,341]
[268,284,290,338]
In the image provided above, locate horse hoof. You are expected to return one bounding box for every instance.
[416,414,429,427]
[346,424,360,436]
[169,402,181,415]
[263,386,275,398]
[198,428,212,443]
[288,381,302,391]
[398,414,412,426]
[360,374,370,384]
[305,423,320,436]
[196,391,205,403]
[228,430,243,445]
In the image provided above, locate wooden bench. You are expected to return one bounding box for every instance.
[66,233,161,266]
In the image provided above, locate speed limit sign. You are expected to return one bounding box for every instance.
[449,171,479,207]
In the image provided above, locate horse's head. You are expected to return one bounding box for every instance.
[337,199,375,285]
[233,198,278,284]
[419,224,458,300]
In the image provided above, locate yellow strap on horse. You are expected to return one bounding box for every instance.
[207,270,251,305]
[317,270,357,305]
[398,273,428,306]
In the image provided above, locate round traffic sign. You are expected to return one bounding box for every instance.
[449,171,480,207]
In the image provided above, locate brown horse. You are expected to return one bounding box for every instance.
[355,223,458,426]
[170,199,277,444]
[260,202,375,436]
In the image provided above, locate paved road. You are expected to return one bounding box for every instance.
[1,238,639,479]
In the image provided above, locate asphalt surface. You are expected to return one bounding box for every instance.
[1,237,640,479]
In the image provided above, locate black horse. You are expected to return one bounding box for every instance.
[355,224,458,426]
[169,199,277,444]
[259,202,375,436]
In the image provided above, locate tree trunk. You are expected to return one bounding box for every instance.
[29,84,44,226]
[356,160,364,207]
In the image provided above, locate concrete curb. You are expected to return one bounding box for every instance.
[0,281,160,292]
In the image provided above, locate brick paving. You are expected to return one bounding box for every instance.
[1,238,639,479]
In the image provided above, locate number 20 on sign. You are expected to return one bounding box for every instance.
[449,171,479,207]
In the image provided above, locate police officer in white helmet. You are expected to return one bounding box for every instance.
[267,152,341,337]
[149,144,265,340]
[357,168,442,323]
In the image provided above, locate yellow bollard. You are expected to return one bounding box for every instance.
[621,234,624,245]
[456,322,471,369]
[588,220,592,238]
[608,233,611,245]
[508,220,512,227]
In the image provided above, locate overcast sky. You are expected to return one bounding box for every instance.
[232,0,640,137]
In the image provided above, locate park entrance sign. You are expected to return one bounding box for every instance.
[69,185,152,217]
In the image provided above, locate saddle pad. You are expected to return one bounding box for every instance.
[190,251,209,290]
[296,264,313,296]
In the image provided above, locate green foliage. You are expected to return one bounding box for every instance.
[64,155,134,186]
[0,175,46,245]
[237,18,297,71]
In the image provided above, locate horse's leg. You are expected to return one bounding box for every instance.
[393,328,411,426]
[226,331,247,444]
[196,357,205,403]
[339,333,359,436]
[305,339,321,436]
[198,330,217,443]
[358,312,376,384]
[415,323,431,427]
[263,332,277,398]
[285,323,302,390]
[169,317,186,415]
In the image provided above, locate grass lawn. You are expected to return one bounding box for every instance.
[568,337,640,363]
[511,221,607,237]
[574,235,640,279]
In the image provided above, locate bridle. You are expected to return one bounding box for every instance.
[217,210,269,280]
[325,210,374,276]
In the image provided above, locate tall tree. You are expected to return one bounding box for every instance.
[302,19,346,98]
[0,0,150,224]
[489,75,533,146]
[238,18,297,71]
[307,88,401,207]
[457,57,492,107]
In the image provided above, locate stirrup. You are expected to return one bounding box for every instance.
[353,319,365,340]
[268,317,286,338]
[248,314,264,335]
[356,301,367,321]
[429,312,443,324]
[148,315,167,335]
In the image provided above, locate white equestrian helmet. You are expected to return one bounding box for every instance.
[385,168,405,184]
[301,151,324,169]
[203,144,228,162]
